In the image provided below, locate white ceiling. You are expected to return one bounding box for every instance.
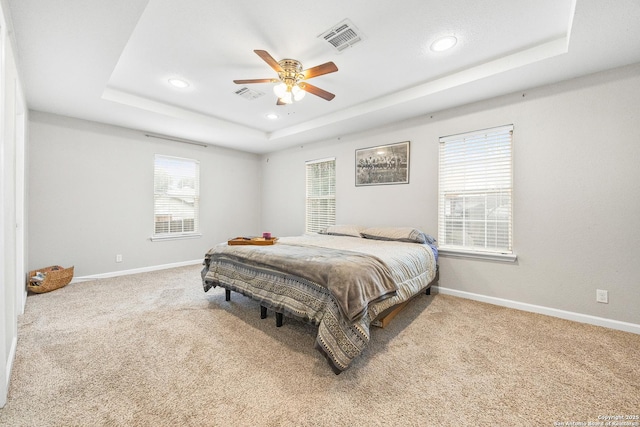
[6,0,640,154]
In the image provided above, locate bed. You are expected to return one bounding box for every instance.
[201,226,438,373]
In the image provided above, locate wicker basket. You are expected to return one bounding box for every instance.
[28,265,74,294]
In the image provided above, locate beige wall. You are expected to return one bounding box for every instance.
[260,63,640,327]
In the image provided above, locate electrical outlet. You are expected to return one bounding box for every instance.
[596,289,608,304]
[116,254,123,263]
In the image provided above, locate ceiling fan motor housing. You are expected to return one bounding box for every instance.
[278,59,304,88]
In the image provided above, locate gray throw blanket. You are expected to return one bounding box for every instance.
[205,242,397,321]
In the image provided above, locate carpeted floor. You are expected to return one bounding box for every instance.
[1,264,638,426]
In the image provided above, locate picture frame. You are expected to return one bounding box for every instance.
[355,141,410,186]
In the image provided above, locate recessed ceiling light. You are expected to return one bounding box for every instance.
[168,78,190,88]
[266,113,279,120]
[430,36,458,52]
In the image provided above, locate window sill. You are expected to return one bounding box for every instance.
[151,233,202,242]
[439,248,517,263]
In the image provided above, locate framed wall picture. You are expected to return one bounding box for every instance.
[355,141,410,186]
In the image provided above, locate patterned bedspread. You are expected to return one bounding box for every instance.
[201,234,437,373]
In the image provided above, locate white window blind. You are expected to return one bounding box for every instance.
[153,155,200,238]
[438,125,513,254]
[305,158,336,233]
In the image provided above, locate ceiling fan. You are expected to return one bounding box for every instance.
[233,50,338,105]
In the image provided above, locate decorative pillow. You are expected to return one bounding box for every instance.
[325,225,365,238]
[361,226,436,244]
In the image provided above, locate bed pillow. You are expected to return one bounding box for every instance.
[325,225,365,238]
[361,226,436,244]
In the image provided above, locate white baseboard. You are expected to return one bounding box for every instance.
[435,286,640,335]
[1,335,17,408]
[71,259,203,283]
[21,290,27,315]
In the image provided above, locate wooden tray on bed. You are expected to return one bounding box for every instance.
[228,237,278,246]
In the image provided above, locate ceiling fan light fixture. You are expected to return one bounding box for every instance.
[430,36,457,52]
[274,82,305,103]
[273,83,288,98]
[292,84,306,101]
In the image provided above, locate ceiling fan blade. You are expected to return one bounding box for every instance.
[298,82,335,101]
[254,50,284,73]
[302,62,338,79]
[233,78,278,84]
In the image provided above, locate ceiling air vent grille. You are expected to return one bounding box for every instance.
[319,19,363,52]
[234,87,265,100]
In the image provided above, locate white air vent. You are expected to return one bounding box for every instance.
[319,19,363,52]
[234,87,265,100]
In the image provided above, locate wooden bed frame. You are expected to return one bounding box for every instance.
[222,265,439,329]
[371,264,439,328]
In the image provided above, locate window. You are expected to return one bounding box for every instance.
[305,158,336,233]
[438,125,514,259]
[153,155,200,240]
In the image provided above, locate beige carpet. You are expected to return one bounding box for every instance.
[1,264,638,426]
